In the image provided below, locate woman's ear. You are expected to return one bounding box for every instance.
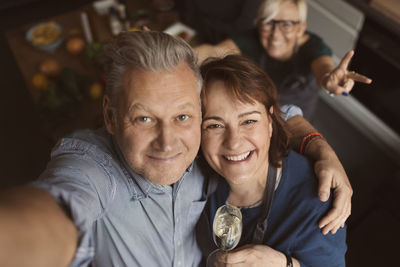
[103,95,117,134]
[268,106,274,137]
[269,106,274,115]
[297,22,307,38]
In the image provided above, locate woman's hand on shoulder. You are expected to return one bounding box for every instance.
[309,139,353,235]
[194,39,240,64]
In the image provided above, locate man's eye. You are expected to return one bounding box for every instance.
[136,117,151,123]
[177,114,189,121]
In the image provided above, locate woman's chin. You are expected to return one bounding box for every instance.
[224,174,252,185]
[266,48,291,61]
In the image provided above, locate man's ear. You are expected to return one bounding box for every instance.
[103,95,117,134]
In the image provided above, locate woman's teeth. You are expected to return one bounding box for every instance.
[224,151,251,161]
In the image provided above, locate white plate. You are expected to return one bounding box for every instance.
[163,22,196,42]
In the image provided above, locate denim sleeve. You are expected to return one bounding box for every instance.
[280,104,303,121]
[32,153,116,266]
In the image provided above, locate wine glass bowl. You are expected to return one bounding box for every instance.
[213,204,242,251]
[207,204,242,266]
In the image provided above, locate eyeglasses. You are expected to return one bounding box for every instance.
[259,19,300,34]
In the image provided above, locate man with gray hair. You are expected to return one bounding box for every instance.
[0,31,351,267]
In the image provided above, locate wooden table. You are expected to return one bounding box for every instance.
[5,0,179,141]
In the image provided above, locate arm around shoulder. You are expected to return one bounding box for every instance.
[286,115,352,234]
[0,186,77,267]
[194,39,241,64]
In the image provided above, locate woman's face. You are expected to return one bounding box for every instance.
[258,1,306,61]
[201,81,272,185]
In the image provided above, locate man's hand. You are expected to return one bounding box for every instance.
[307,138,353,235]
[0,186,78,267]
[213,244,299,267]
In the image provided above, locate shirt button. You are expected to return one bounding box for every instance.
[176,218,179,223]
[177,241,181,246]
[177,261,181,266]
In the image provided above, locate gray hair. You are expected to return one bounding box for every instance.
[255,0,307,25]
[103,31,202,106]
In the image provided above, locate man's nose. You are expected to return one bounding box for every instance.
[152,123,177,152]
[224,128,241,151]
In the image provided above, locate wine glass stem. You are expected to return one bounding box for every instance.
[206,249,221,267]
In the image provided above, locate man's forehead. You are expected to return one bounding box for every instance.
[123,63,197,85]
[128,101,198,113]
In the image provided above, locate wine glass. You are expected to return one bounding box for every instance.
[206,204,242,267]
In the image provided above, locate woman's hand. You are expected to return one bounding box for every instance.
[213,244,299,267]
[321,50,372,96]
[286,115,352,234]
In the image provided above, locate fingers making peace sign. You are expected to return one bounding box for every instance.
[322,50,372,96]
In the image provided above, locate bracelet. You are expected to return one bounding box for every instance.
[300,132,324,155]
[285,253,293,267]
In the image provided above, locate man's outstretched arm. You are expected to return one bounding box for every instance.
[286,115,353,235]
[0,186,78,267]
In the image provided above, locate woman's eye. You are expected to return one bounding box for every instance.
[206,124,224,129]
[243,119,257,125]
[177,114,189,121]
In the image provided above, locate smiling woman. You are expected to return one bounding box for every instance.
[197,54,347,267]
[201,80,273,187]
[194,0,372,119]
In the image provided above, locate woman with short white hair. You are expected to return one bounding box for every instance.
[195,0,372,119]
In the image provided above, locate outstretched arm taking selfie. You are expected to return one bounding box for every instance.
[286,115,353,235]
[0,186,77,267]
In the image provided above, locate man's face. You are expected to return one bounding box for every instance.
[104,62,202,185]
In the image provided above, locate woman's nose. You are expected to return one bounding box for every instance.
[223,128,241,150]
[270,24,283,38]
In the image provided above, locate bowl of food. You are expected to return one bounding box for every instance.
[26,21,63,52]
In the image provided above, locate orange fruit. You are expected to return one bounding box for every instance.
[39,58,61,76]
[89,82,103,99]
[32,73,49,90]
[66,37,85,55]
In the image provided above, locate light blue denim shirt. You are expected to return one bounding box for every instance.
[33,128,207,267]
[280,104,303,121]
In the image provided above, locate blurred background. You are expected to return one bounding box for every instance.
[0,0,399,266]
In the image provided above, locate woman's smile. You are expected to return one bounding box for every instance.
[223,151,253,162]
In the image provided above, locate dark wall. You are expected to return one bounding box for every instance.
[0,0,92,187]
